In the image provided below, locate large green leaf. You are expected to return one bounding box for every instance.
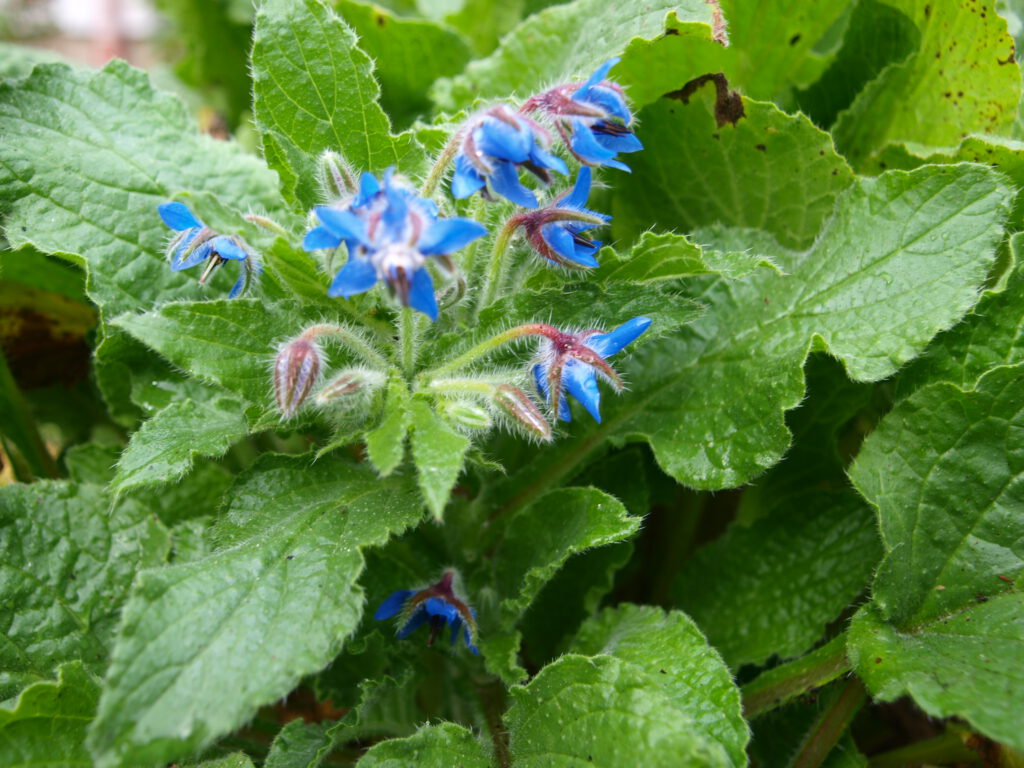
[356,722,490,767]
[613,91,854,250]
[0,482,169,700]
[431,0,719,111]
[333,0,472,128]
[0,662,100,768]
[87,453,421,767]
[833,0,1022,165]
[848,363,1024,747]
[570,605,748,767]
[252,0,424,211]
[110,394,248,497]
[0,60,283,318]
[497,164,1011,498]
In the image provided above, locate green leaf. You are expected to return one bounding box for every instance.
[333,0,472,128]
[366,377,412,476]
[570,605,748,767]
[612,92,854,250]
[0,482,169,699]
[431,0,719,111]
[252,0,424,211]
[849,598,1024,752]
[356,722,490,767]
[833,0,1022,165]
[0,42,65,80]
[847,363,1024,747]
[0,60,283,318]
[676,491,878,668]
[0,662,100,767]
[110,395,248,497]
[505,654,728,766]
[409,398,470,519]
[594,232,777,285]
[501,164,1012,496]
[87,453,421,767]
[850,363,1024,627]
[190,753,257,768]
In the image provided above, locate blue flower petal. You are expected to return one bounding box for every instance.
[315,206,370,246]
[566,167,592,209]
[419,218,488,255]
[407,267,438,321]
[542,223,579,262]
[529,143,569,176]
[174,239,215,271]
[570,119,618,164]
[303,225,342,251]
[375,589,415,620]
[577,57,619,99]
[583,84,631,122]
[228,272,246,299]
[594,130,643,154]
[588,316,652,357]
[382,176,409,235]
[489,160,537,208]
[357,171,380,205]
[563,361,602,422]
[328,257,378,298]
[424,596,458,622]
[396,608,430,639]
[475,118,531,163]
[452,155,486,199]
[158,201,203,231]
[209,235,249,261]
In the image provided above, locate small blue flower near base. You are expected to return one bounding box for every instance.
[158,202,258,298]
[451,105,568,208]
[515,167,609,269]
[303,170,485,320]
[524,58,642,172]
[375,571,479,654]
[531,316,651,423]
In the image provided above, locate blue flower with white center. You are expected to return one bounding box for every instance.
[515,167,609,269]
[524,57,642,172]
[374,571,479,654]
[531,316,652,423]
[158,202,258,298]
[451,105,568,208]
[303,169,485,321]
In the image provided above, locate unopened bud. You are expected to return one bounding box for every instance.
[315,369,384,406]
[494,385,551,441]
[319,151,357,201]
[444,401,493,431]
[274,335,323,418]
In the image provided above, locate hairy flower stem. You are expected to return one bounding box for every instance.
[421,377,497,397]
[422,323,558,379]
[243,213,289,237]
[741,635,851,719]
[300,324,389,370]
[399,307,417,376]
[476,217,523,318]
[420,129,464,198]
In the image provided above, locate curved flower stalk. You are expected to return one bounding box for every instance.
[375,571,479,654]
[303,169,486,320]
[523,57,642,171]
[158,202,259,298]
[451,105,568,208]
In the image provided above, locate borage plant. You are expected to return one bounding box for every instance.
[2,0,1024,766]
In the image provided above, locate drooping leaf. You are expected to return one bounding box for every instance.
[366,377,412,476]
[0,662,100,768]
[409,398,470,518]
[570,605,748,767]
[252,0,425,211]
[0,482,169,699]
[87,453,421,767]
[613,91,854,250]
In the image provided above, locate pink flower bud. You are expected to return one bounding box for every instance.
[494,385,551,441]
[274,336,323,418]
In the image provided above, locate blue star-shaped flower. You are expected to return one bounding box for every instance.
[518,167,609,268]
[158,202,256,298]
[374,571,478,654]
[451,105,568,208]
[532,316,652,422]
[303,170,486,320]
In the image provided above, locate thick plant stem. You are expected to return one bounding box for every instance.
[742,635,852,719]
[868,727,980,767]
[788,677,867,768]
[420,130,463,198]
[399,308,417,375]
[476,218,521,318]
[301,323,389,370]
